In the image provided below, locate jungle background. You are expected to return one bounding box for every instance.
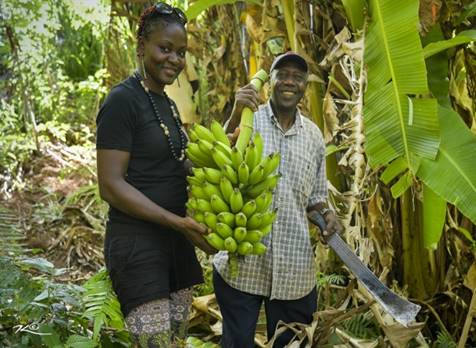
[1,0,475,347]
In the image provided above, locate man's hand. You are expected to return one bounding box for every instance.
[321,211,342,240]
[225,84,261,133]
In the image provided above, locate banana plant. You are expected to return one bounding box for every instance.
[363,0,440,198]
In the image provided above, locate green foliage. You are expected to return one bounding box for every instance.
[0,0,108,195]
[435,331,457,348]
[82,269,127,341]
[341,313,381,339]
[316,272,347,286]
[0,255,131,347]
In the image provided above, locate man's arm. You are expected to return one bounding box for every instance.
[306,147,342,240]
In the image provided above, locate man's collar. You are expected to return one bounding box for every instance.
[265,100,303,134]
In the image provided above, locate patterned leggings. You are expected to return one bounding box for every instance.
[125,288,193,348]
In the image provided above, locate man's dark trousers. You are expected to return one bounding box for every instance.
[213,269,317,348]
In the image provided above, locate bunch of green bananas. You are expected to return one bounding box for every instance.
[185,120,281,257]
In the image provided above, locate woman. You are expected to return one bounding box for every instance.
[96,3,214,347]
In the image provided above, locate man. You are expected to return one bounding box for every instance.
[213,52,342,348]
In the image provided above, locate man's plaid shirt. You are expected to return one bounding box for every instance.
[213,101,327,300]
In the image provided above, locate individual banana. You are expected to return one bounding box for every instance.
[210,194,230,213]
[188,127,199,142]
[196,198,212,213]
[247,212,263,230]
[216,222,233,239]
[219,176,234,203]
[217,212,235,228]
[186,146,212,168]
[244,142,257,171]
[203,167,222,184]
[210,120,231,147]
[255,190,272,212]
[235,212,247,228]
[223,164,238,185]
[191,167,206,182]
[203,182,223,200]
[237,162,249,185]
[234,227,247,243]
[189,185,208,200]
[224,237,238,253]
[252,242,267,255]
[248,164,264,185]
[211,147,233,169]
[230,188,243,213]
[237,241,253,255]
[203,212,217,229]
[197,139,214,157]
[194,211,205,223]
[213,140,232,157]
[206,233,225,250]
[186,175,202,186]
[252,133,263,164]
[185,149,208,168]
[244,230,262,243]
[261,153,281,177]
[193,124,216,144]
[260,223,272,236]
[241,200,257,218]
[260,209,278,227]
[230,147,244,170]
[245,174,281,198]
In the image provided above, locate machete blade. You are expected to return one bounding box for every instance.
[308,211,421,326]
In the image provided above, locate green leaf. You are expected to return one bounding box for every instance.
[390,171,413,198]
[341,0,366,31]
[417,107,476,225]
[422,184,446,249]
[380,157,408,184]
[423,26,451,108]
[39,325,62,347]
[185,0,261,20]
[66,335,97,348]
[423,30,476,59]
[364,0,440,182]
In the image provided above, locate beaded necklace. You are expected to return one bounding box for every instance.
[134,71,186,161]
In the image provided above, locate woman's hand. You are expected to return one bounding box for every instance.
[177,216,217,255]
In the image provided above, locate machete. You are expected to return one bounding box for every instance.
[308,210,421,326]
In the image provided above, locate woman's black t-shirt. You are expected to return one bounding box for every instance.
[96,75,188,226]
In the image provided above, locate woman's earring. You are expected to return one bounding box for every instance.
[140,56,148,80]
[177,76,181,87]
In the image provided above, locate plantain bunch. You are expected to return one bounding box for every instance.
[185,120,281,258]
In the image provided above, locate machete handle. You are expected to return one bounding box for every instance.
[307,210,327,232]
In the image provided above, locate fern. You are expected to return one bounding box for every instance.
[341,313,380,339]
[82,268,126,341]
[0,208,26,257]
[316,272,347,286]
[435,331,457,348]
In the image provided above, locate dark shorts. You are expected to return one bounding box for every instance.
[104,221,203,317]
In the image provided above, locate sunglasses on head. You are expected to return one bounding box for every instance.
[154,2,187,24]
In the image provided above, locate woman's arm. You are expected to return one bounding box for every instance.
[97,149,216,254]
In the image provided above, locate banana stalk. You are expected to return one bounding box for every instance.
[235,69,268,153]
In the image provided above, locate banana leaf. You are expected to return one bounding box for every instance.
[417,106,476,225]
[364,0,440,181]
[423,30,476,59]
[363,0,441,198]
[422,184,446,250]
[185,0,261,20]
[423,26,451,108]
